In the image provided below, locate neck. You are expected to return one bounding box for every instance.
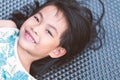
[17,42,34,73]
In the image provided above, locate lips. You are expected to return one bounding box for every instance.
[24,30,36,43]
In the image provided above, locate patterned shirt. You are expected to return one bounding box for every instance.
[0,28,36,80]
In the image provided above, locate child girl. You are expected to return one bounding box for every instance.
[0,0,104,79]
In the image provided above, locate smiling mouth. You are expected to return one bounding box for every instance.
[24,30,36,43]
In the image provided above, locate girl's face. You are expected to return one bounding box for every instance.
[18,5,68,60]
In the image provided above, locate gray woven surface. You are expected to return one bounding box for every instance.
[0,0,120,80]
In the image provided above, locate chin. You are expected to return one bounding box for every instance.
[18,38,34,50]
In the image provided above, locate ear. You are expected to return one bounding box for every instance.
[49,47,66,58]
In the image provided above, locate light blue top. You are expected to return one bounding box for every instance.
[0,28,36,80]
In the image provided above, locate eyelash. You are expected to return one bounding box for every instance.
[34,16,39,22]
[46,29,53,37]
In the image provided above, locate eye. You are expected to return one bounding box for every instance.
[34,16,39,22]
[46,29,53,37]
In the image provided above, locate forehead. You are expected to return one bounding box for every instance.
[40,5,64,20]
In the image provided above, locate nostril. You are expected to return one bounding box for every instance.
[34,31,37,35]
[31,27,38,35]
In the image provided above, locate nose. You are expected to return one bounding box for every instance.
[31,24,41,36]
[31,27,37,35]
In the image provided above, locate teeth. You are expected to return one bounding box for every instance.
[27,34,34,43]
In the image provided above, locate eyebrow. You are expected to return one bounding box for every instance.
[38,12,43,19]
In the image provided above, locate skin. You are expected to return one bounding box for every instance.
[0,5,68,72]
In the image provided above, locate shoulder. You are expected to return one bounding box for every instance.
[0,20,17,28]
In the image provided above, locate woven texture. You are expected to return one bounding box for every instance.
[0,0,120,80]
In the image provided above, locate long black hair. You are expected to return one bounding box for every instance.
[9,0,105,79]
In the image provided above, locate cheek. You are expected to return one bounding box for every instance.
[38,38,60,50]
[42,39,57,47]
